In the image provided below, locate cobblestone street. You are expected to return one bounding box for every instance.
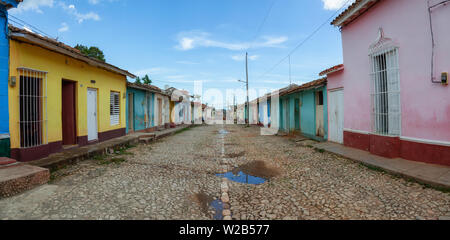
[1,125,449,220]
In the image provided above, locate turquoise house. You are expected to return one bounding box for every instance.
[279,78,328,141]
[126,82,168,133]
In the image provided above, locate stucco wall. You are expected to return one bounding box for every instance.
[126,87,155,133]
[341,0,450,142]
[327,70,344,90]
[9,40,127,149]
[279,86,328,140]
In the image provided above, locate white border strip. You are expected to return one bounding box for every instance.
[344,128,370,135]
[401,136,450,147]
[344,129,450,147]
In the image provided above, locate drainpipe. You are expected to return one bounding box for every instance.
[428,0,450,84]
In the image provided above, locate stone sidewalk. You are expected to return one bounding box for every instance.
[313,142,450,190]
[30,124,194,172]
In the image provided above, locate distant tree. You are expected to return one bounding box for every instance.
[142,74,152,85]
[135,76,142,84]
[74,44,106,62]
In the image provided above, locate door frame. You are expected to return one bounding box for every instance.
[328,88,344,143]
[157,98,163,126]
[128,92,134,132]
[87,88,99,142]
[315,90,325,137]
[62,79,77,145]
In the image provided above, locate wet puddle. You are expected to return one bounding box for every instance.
[192,192,225,220]
[216,161,280,185]
[218,129,229,135]
[216,171,267,185]
[210,199,224,220]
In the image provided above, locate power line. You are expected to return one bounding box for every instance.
[256,0,352,81]
[9,14,55,39]
[249,0,279,48]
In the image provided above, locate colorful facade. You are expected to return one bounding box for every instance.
[8,26,135,162]
[325,0,450,165]
[0,0,21,157]
[126,82,169,133]
[166,87,191,125]
[279,79,328,141]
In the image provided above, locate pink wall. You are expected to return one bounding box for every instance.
[341,0,450,142]
[327,70,344,90]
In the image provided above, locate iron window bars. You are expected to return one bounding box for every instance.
[18,67,48,148]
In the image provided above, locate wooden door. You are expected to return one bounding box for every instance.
[62,80,77,145]
[316,91,325,137]
[158,98,162,126]
[128,93,134,132]
[328,89,344,143]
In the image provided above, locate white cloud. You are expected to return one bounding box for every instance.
[134,67,173,77]
[321,0,355,10]
[88,0,119,5]
[9,0,54,14]
[58,22,69,32]
[175,31,288,51]
[176,61,199,65]
[231,54,259,61]
[59,2,100,23]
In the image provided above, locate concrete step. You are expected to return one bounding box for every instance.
[0,157,17,166]
[0,163,50,198]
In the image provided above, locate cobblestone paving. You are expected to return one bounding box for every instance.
[222,125,450,220]
[1,124,449,220]
[0,126,224,220]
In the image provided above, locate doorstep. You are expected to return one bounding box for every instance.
[0,161,49,198]
[313,142,450,190]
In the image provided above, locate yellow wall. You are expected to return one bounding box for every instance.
[8,40,127,149]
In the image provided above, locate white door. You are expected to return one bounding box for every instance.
[87,88,98,141]
[328,89,344,143]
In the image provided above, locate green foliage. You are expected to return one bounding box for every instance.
[74,44,106,62]
[142,74,152,85]
[135,76,142,84]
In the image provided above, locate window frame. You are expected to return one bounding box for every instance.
[110,91,121,126]
[369,47,401,136]
[18,67,48,148]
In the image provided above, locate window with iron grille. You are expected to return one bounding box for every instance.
[370,47,401,136]
[18,67,48,148]
[110,91,120,126]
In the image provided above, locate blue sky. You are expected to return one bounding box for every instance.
[9,0,353,106]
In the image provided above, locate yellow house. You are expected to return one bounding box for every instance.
[8,26,136,162]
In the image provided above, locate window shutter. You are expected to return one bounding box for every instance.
[110,92,120,126]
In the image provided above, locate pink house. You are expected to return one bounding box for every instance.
[322,0,450,166]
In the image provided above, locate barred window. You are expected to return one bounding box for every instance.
[370,47,401,136]
[18,67,48,148]
[110,91,120,126]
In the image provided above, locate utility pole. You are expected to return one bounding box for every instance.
[245,52,249,127]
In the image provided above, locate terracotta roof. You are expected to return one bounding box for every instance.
[331,0,380,27]
[319,64,344,76]
[9,25,136,78]
[281,78,327,96]
[126,82,167,95]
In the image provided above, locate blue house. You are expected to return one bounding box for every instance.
[279,78,328,141]
[126,82,170,133]
[0,0,21,157]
